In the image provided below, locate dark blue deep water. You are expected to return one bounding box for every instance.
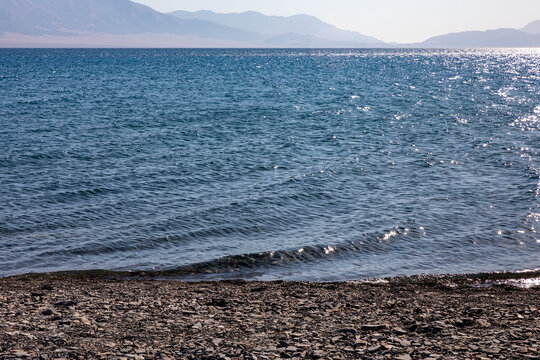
[0,49,539,280]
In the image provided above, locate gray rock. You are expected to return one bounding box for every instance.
[336,327,357,334]
[54,300,77,307]
[361,324,387,331]
[396,355,412,360]
[477,319,491,327]
[483,347,501,354]
[14,351,31,358]
[393,327,408,335]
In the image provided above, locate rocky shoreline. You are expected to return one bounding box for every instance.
[0,275,539,359]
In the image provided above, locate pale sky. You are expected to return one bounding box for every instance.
[133,0,540,43]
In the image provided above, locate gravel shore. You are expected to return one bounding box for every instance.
[0,275,539,359]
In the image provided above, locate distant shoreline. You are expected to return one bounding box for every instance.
[1,45,540,49]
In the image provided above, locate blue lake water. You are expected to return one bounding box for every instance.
[0,48,539,281]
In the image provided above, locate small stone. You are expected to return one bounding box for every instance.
[79,316,91,325]
[278,339,289,347]
[361,324,387,331]
[355,337,367,345]
[14,351,31,358]
[368,345,381,352]
[477,319,491,327]
[41,309,53,316]
[483,348,500,354]
[54,300,77,307]
[467,308,484,314]
[400,340,411,347]
[396,355,412,360]
[331,336,342,343]
[336,327,357,335]
[210,298,227,307]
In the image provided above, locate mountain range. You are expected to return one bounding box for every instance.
[0,0,538,48]
[169,10,382,46]
[415,25,540,48]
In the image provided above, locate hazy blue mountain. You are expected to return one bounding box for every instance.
[417,28,540,48]
[0,0,262,41]
[0,0,386,47]
[262,33,391,48]
[169,10,383,45]
[1,0,538,48]
[522,20,540,34]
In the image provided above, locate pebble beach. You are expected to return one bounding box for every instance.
[0,274,539,359]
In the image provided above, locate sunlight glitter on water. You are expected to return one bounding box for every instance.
[0,48,539,281]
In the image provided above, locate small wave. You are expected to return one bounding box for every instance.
[139,227,411,277]
[19,226,411,279]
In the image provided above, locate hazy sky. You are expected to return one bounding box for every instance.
[133,0,540,43]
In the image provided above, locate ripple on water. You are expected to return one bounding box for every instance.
[0,48,539,280]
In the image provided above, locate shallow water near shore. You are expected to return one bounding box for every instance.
[1,48,539,281]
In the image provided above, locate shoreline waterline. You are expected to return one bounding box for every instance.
[8,267,540,288]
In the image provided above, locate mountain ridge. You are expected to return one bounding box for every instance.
[168,10,383,45]
[0,0,538,48]
[0,0,263,41]
[415,27,540,48]
[0,0,384,47]
[522,20,540,34]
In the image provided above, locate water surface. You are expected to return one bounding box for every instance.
[0,48,539,280]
